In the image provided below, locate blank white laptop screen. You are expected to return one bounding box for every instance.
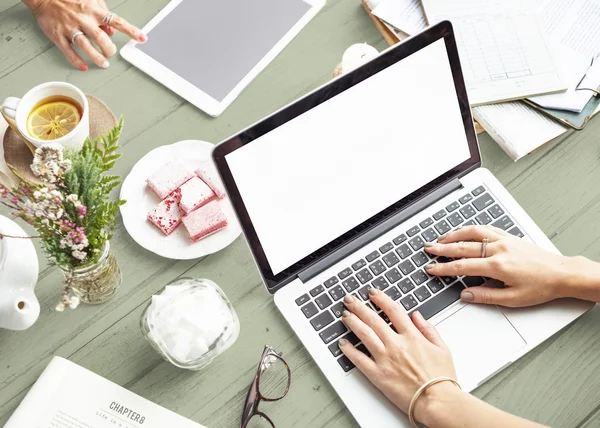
[137,0,312,102]
[226,39,471,275]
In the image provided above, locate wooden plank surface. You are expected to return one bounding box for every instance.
[0,1,599,427]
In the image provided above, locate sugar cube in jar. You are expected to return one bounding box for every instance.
[140,278,240,370]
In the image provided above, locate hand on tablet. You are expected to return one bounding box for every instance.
[23,0,147,70]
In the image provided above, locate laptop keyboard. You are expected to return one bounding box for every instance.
[295,185,524,373]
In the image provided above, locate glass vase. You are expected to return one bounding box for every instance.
[60,241,122,304]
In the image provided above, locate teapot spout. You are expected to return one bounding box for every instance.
[0,287,40,331]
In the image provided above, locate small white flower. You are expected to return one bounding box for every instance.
[72,249,87,260]
[33,191,41,199]
[47,212,56,221]
[55,209,63,219]
[40,188,49,194]
[41,219,49,225]
[60,159,72,172]
[34,210,44,218]
[66,194,79,203]
[59,239,68,249]
[69,296,80,309]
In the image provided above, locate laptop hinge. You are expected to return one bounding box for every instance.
[297,178,463,284]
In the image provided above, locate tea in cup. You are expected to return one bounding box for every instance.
[1,82,89,150]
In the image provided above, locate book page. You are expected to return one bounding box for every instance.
[5,357,207,428]
[538,0,600,57]
[372,0,427,35]
[528,0,600,111]
[421,0,565,105]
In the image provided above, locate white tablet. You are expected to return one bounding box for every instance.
[120,0,325,117]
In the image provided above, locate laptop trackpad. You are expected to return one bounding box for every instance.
[434,304,526,387]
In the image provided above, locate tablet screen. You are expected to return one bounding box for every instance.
[138,0,312,102]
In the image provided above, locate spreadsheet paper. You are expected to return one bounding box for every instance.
[421,0,565,105]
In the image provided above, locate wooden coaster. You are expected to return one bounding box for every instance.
[3,95,117,184]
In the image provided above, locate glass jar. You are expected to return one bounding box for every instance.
[140,277,240,370]
[60,241,122,305]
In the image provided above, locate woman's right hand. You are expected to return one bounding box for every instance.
[423,225,579,307]
[23,0,146,70]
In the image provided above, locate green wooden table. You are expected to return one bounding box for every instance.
[2,1,600,427]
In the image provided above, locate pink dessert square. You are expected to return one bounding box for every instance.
[146,161,195,200]
[147,189,182,235]
[195,161,226,199]
[182,200,228,242]
[179,176,216,215]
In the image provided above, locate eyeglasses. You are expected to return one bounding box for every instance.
[575,56,600,97]
[241,345,292,428]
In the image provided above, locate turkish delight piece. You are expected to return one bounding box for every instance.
[178,176,216,215]
[147,189,182,235]
[146,161,194,200]
[195,161,226,199]
[182,200,228,242]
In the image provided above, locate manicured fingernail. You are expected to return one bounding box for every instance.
[456,226,463,230]
[344,295,354,303]
[101,60,110,69]
[79,64,88,71]
[138,33,147,43]
[424,241,435,247]
[342,310,351,318]
[425,261,437,270]
[339,338,348,346]
[461,291,474,301]
[368,287,379,295]
[437,233,447,241]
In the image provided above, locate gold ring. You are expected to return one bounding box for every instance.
[481,237,489,258]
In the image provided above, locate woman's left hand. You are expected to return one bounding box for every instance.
[340,289,458,422]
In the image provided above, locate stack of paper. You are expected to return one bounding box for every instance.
[371,0,600,161]
[418,0,565,106]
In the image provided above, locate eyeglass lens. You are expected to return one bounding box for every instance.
[258,353,290,400]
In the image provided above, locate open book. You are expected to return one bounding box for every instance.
[5,357,207,428]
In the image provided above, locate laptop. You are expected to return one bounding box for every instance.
[213,21,594,427]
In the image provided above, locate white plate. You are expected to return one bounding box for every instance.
[120,140,241,260]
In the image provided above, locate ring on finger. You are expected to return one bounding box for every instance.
[71,31,85,45]
[102,12,116,26]
[481,237,489,258]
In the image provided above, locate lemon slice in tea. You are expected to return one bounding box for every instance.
[26,101,81,140]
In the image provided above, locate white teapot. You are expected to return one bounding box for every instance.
[0,215,40,330]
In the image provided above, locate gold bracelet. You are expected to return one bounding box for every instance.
[408,376,461,428]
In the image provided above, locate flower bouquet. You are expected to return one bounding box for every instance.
[0,119,126,309]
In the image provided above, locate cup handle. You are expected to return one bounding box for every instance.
[1,97,34,153]
[1,97,20,121]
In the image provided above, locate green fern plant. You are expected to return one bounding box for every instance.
[62,117,127,265]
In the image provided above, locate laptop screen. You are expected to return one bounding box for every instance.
[225,39,471,276]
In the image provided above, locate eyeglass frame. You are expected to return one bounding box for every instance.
[240,345,292,428]
[575,56,600,97]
